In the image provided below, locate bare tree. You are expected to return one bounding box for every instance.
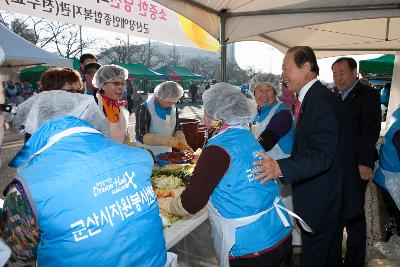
[184,56,219,80]
[134,43,155,66]
[0,12,9,26]
[244,66,259,81]
[40,21,96,58]
[98,38,146,64]
[147,49,167,69]
[0,11,96,58]
[98,40,167,70]
[0,12,45,45]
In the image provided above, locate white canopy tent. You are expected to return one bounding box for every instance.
[0,23,71,85]
[0,23,71,68]
[154,1,400,67]
[154,0,400,128]
[2,0,399,123]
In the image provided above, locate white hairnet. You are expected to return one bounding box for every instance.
[154,81,184,103]
[13,91,109,135]
[249,73,282,96]
[93,64,128,89]
[202,82,257,125]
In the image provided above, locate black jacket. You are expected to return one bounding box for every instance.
[337,81,381,219]
[278,81,346,233]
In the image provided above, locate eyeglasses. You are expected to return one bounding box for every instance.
[105,81,126,86]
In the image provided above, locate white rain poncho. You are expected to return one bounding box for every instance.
[13,91,109,135]
[154,81,184,103]
[93,64,128,89]
[202,82,257,126]
[249,73,282,96]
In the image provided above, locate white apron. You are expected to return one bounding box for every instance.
[164,252,178,267]
[380,166,400,210]
[252,101,281,137]
[97,94,129,144]
[253,100,301,245]
[0,240,10,267]
[136,96,176,155]
[208,196,311,267]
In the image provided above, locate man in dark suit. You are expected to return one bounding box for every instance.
[253,46,345,267]
[332,57,381,267]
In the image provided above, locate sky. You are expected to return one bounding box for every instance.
[234,41,382,84]
[86,28,382,84]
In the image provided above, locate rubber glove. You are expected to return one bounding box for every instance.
[158,195,191,217]
[174,130,188,145]
[143,133,179,147]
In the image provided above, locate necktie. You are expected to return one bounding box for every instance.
[294,99,301,126]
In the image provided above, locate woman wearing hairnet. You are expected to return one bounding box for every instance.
[160,83,294,267]
[39,67,83,93]
[18,67,83,142]
[3,91,169,266]
[135,81,191,155]
[250,73,294,156]
[93,64,133,144]
[249,73,300,246]
[373,106,400,240]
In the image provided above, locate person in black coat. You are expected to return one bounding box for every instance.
[189,80,197,103]
[332,57,381,267]
[253,46,346,267]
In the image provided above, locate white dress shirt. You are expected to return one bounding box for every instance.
[298,78,318,103]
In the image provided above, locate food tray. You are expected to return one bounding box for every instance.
[155,152,192,166]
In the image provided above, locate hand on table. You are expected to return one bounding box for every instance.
[174,143,194,153]
[158,197,173,213]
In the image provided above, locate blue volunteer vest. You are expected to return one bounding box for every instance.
[380,87,390,105]
[374,115,400,190]
[392,107,400,121]
[12,116,166,267]
[207,127,292,256]
[254,101,294,155]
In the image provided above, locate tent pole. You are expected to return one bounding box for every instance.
[385,51,400,131]
[220,10,227,82]
[148,39,151,66]
[79,26,83,56]
[385,18,390,41]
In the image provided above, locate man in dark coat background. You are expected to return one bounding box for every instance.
[253,46,346,267]
[332,57,381,267]
[189,80,197,103]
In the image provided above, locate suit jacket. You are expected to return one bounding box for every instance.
[337,81,381,219]
[278,81,346,233]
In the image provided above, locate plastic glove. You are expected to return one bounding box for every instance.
[158,196,191,217]
[124,134,136,147]
[174,130,189,146]
[175,143,194,153]
[143,133,179,147]
[158,197,173,213]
